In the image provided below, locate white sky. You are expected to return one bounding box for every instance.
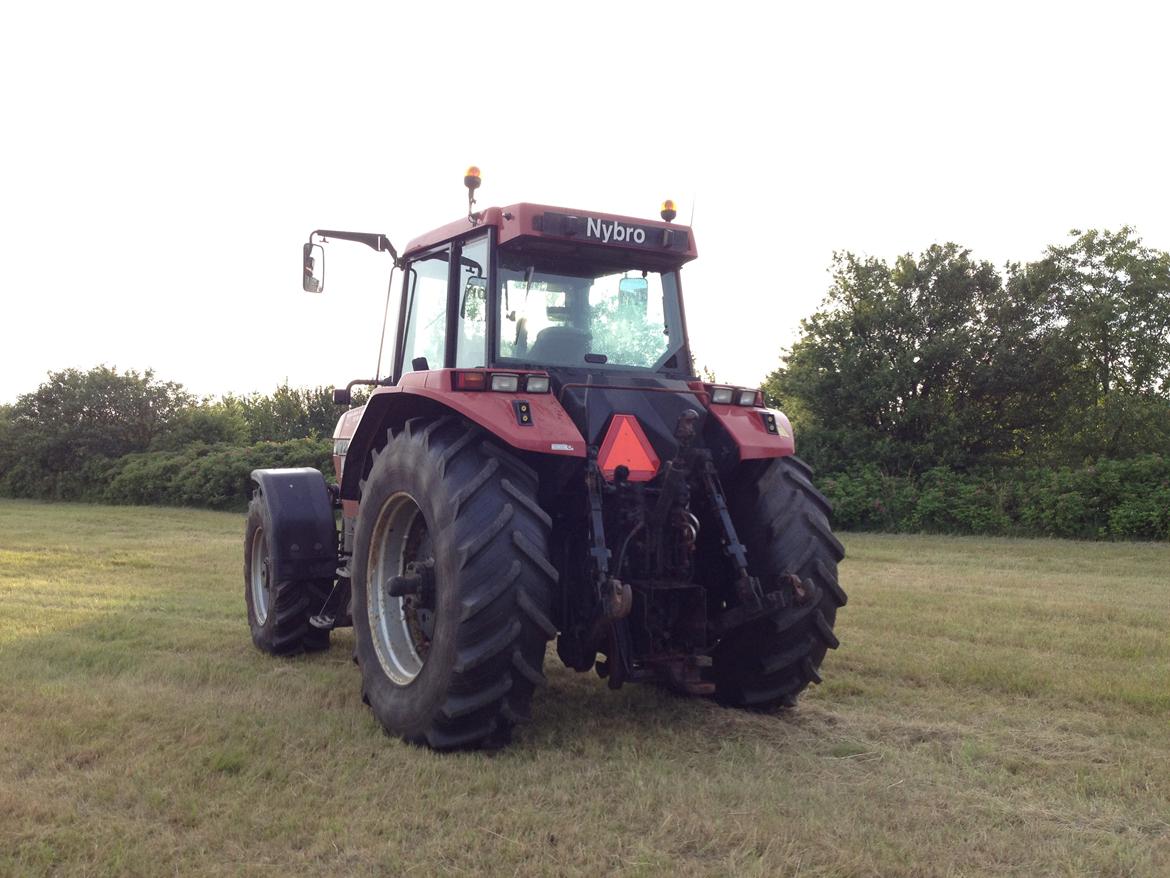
[2,1,1168,403]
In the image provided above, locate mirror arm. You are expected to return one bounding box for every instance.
[333,377,390,406]
[312,230,401,266]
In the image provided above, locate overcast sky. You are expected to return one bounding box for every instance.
[2,1,1167,404]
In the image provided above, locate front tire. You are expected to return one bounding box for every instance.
[244,497,331,655]
[712,456,847,708]
[351,416,557,750]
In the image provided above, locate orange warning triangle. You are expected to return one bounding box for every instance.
[598,414,660,482]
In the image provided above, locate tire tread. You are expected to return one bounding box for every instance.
[712,457,845,710]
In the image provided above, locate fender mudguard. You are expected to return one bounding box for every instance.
[338,371,586,502]
[704,404,796,461]
[250,468,338,581]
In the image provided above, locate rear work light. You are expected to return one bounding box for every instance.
[704,384,761,407]
[490,373,519,393]
[524,375,550,394]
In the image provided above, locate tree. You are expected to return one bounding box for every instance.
[1044,228,1170,398]
[1026,228,1170,462]
[223,384,340,443]
[0,404,14,480]
[765,244,1072,474]
[152,401,251,450]
[0,366,191,498]
[766,230,1170,476]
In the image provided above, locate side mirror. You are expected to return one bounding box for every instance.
[618,277,649,311]
[332,387,351,405]
[303,242,325,293]
[460,276,487,318]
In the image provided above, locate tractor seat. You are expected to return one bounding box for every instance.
[527,326,592,365]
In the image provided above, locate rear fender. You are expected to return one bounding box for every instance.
[704,404,795,461]
[338,370,586,502]
[250,468,338,581]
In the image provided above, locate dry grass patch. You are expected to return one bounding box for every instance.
[1,501,1167,876]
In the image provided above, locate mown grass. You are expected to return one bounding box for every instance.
[0,500,1166,877]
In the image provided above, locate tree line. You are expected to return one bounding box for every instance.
[0,368,348,507]
[763,227,1169,539]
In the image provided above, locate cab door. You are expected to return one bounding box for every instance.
[395,233,491,378]
[397,245,451,376]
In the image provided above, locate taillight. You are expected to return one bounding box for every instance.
[453,371,487,390]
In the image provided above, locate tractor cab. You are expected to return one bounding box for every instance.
[388,201,698,385]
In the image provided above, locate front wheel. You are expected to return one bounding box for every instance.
[351,417,558,750]
[244,497,331,655]
[712,456,847,708]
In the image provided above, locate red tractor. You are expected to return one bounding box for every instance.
[245,171,846,750]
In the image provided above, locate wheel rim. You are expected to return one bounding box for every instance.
[368,492,436,685]
[250,526,270,625]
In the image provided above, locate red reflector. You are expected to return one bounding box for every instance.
[597,415,660,482]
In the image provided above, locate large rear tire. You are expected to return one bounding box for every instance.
[712,456,846,709]
[351,416,557,750]
[244,497,332,656]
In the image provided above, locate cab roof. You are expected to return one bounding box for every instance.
[402,203,698,265]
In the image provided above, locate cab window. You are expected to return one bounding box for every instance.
[402,247,449,372]
[455,235,489,368]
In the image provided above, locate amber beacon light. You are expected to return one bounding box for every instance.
[660,199,677,222]
[465,166,482,222]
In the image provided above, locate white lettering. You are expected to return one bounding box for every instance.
[584,217,647,246]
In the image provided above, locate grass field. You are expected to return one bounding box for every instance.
[0,500,1167,877]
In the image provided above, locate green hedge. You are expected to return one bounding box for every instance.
[4,435,1166,540]
[2,439,333,510]
[100,439,332,510]
[0,439,332,510]
[819,455,1170,540]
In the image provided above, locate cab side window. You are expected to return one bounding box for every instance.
[402,248,450,372]
[456,236,489,368]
